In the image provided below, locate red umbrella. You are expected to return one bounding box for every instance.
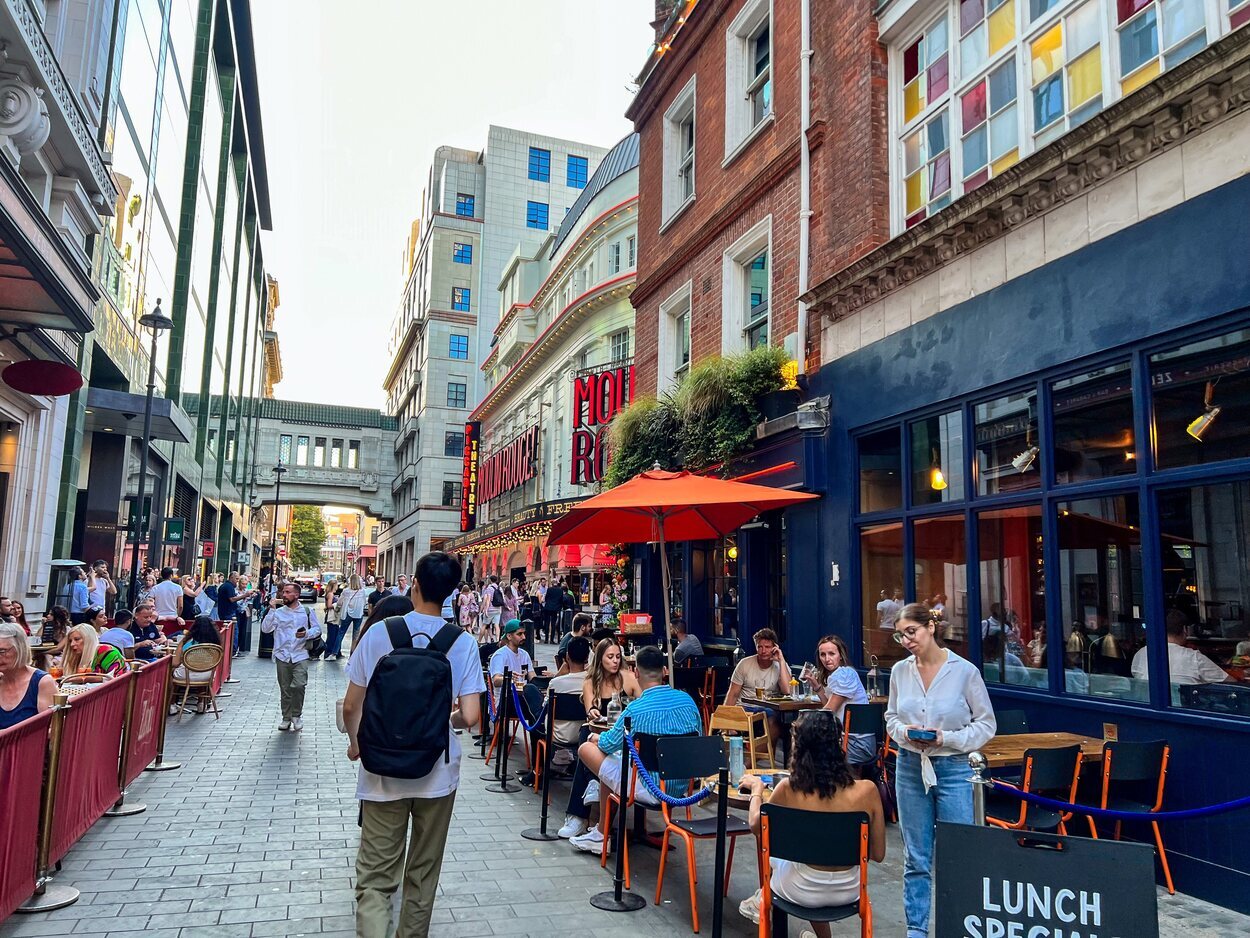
[548,468,819,682]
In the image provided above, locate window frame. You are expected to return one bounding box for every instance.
[446,381,468,409]
[528,146,551,182]
[608,242,622,275]
[724,0,775,163]
[449,333,469,360]
[722,215,773,356]
[526,200,550,230]
[444,429,465,457]
[661,75,698,227]
[658,280,694,392]
[452,287,471,312]
[455,192,475,218]
[567,154,589,188]
[452,242,473,265]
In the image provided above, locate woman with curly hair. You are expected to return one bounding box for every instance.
[739,710,887,936]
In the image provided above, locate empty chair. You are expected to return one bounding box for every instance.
[170,643,224,721]
[986,745,1082,833]
[710,705,774,769]
[1087,739,1174,895]
[841,702,886,767]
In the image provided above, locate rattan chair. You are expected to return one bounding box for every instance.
[171,643,224,722]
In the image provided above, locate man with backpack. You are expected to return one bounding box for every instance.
[479,574,503,644]
[342,551,484,938]
[260,580,322,731]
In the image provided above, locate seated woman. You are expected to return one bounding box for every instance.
[83,605,110,633]
[806,634,877,768]
[59,623,127,684]
[39,605,72,663]
[0,623,56,729]
[582,638,641,723]
[10,600,31,636]
[739,710,887,936]
[172,615,224,714]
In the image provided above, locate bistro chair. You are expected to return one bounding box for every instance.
[531,692,587,796]
[757,805,873,938]
[985,745,1082,834]
[995,709,1030,735]
[710,705,775,770]
[1086,739,1174,895]
[675,667,710,730]
[841,703,886,763]
[170,643,224,722]
[653,735,752,933]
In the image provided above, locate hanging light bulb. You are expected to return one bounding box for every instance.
[929,466,947,491]
[727,544,739,560]
[1187,381,1220,441]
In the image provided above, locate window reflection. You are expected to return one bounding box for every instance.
[914,515,967,659]
[861,522,905,665]
[1056,495,1147,700]
[859,428,902,512]
[979,506,1047,689]
[911,411,964,505]
[1152,329,1250,469]
[975,390,1040,495]
[1052,362,1136,483]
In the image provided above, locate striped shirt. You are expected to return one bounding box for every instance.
[597,684,703,755]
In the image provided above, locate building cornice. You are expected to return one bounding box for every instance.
[628,0,722,124]
[802,28,1250,321]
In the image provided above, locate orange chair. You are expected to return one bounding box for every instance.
[1086,739,1174,895]
[599,731,665,889]
[985,745,1082,834]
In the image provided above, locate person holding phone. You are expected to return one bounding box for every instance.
[886,602,995,938]
[261,580,322,732]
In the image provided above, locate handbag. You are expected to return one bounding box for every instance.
[326,603,341,626]
[302,607,326,657]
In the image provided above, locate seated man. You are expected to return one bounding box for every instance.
[568,645,703,854]
[520,636,593,788]
[556,613,594,673]
[129,603,168,661]
[723,628,791,763]
[672,617,703,666]
[1132,610,1230,690]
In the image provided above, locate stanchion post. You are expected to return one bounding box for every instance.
[145,658,181,772]
[16,693,79,912]
[711,764,729,938]
[105,675,146,817]
[590,716,645,912]
[486,670,522,794]
[969,751,988,826]
[522,689,558,841]
[481,667,509,781]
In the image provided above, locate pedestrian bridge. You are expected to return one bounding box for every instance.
[249,399,397,519]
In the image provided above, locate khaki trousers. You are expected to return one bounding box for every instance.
[274,659,308,720]
[355,792,457,938]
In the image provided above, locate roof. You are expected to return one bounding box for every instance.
[549,133,639,258]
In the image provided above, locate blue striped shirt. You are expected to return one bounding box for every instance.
[597,684,703,755]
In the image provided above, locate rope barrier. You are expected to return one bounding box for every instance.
[486,682,497,721]
[624,734,714,808]
[985,779,1250,821]
[509,684,548,734]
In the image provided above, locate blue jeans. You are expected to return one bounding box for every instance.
[339,615,362,654]
[895,749,973,938]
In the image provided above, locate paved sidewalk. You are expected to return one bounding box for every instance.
[1,644,1245,938]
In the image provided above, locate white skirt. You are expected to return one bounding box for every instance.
[771,858,860,909]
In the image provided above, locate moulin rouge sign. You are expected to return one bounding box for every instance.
[571,364,634,485]
[478,424,541,504]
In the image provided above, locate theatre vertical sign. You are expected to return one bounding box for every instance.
[460,421,480,532]
[571,363,634,485]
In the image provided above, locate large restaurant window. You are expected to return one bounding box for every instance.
[859,428,902,512]
[1052,362,1136,483]
[911,410,964,504]
[913,514,968,659]
[979,506,1046,689]
[861,522,904,665]
[975,390,1039,495]
[1151,329,1250,469]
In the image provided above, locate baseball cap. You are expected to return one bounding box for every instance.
[503,618,524,635]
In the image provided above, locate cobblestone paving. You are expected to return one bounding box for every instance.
[1,643,1245,937]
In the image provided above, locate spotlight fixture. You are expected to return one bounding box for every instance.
[1186,381,1220,441]
[1012,445,1039,473]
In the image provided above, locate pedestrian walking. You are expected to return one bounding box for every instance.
[343,551,484,938]
[479,575,503,644]
[457,582,479,635]
[260,581,322,731]
[542,577,564,643]
[886,602,995,938]
[334,574,367,658]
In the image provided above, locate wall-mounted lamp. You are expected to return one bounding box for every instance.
[1012,445,1039,473]
[1186,381,1220,441]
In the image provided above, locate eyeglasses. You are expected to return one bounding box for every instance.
[891,625,927,645]
[0,646,19,658]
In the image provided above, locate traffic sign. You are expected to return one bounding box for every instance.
[347,551,356,562]
[201,541,215,558]
[278,547,287,557]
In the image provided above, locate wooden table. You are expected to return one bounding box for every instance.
[980,732,1106,770]
[704,768,789,810]
[747,695,823,765]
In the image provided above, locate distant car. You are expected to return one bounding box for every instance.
[297,578,317,603]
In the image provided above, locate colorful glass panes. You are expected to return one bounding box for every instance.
[1121,56,1160,92]
[903,109,950,224]
[904,19,952,124]
[1118,0,1153,22]
[961,82,987,128]
[989,0,1016,54]
[961,0,984,35]
[1031,23,1064,83]
[1234,1,1250,30]
[1119,7,1159,74]
[962,57,1018,184]
[1068,47,1102,107]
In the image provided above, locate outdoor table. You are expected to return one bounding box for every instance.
[748,695,823,765]
[980,732,1105,770]
[706,768,790,810]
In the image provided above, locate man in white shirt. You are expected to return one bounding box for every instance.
[489,619,533,689]
[88,560,117,610]
[151,566,185,626]
[393,575,409,597]
[1132,611,1230,688]
[260,581,321,731]
[877,589,901,630]
[343,551,484,938]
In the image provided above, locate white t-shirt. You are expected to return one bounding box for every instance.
[877,599,900,629]
[730,655,786,696]
[152,580,184,618]
[489,643,533,680]
[548,671,588,745]
[1131,643,1229,686]
[345,611,486,801]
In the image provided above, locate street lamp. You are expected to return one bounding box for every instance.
[270,464,288,586]
[127,299,175,606]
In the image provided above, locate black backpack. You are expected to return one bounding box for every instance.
[358,617,464,779]
[490,584,505,608]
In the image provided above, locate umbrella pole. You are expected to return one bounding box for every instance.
[658,523,676,688]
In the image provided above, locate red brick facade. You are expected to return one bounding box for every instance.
[629,0,890,390]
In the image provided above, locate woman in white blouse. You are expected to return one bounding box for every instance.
[886,602,996,938]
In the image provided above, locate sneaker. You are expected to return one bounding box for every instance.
[739,887,762,924]
[291,718,303,731]
[800,931,817,938]
[278,720,291,731]
[558,815,589,839]
[584,780,600,803]
[570,829,605,853]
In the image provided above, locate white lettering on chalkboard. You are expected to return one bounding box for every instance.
[965,878,1113,938]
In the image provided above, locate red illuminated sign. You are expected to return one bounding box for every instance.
[479,424,540,503]
[571,364,634,485]
[460,421,481,532]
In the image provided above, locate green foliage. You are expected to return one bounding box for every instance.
[288,505,326,570]
[604,344,787,486]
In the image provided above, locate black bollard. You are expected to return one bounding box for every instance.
[711,765,730,938]
[486,669,522,793]
[522,690,558,841]
[590,715,646,912]
[481,668,508,781]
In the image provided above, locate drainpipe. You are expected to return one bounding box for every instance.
[797,0,813,377]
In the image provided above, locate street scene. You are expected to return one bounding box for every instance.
[1,1,1249,936]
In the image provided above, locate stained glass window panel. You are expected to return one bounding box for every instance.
[1069,48,1102,106]
[1031,24,1064,82]
[964,126,989,173]
[929,53,950,99]
[905,79,924,123]
[1121,57,1160,92]
[1069,1,1102,54]
[990,58,1017,108]
[1120,8,1159,73]
[989,0,1016,54]
[931,152,952,197]
[962,23,989,76]
[1118,0,1153,22]
[961,0,984,35]
[962,82,987,128]
[904,38,922,82]
[1034,73,1064,129]
[990,105,1018,158]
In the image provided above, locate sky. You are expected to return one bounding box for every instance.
[249,0,656,409]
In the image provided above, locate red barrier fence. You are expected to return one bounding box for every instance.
[0,710,53,920]
[215,622,234,690]
[48,676,130,866]
[122,658,170,789]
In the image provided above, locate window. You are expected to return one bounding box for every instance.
[567,154,589,188]
[526,200,549,229]
[608,242,621,275]
[960,57,1020,191]
[903,109,952,227]
[609,329,630,363]
[330,439,342,469]
[279,434,292,465]
[979,506,1047,687]
[313,437,326,468]
[627,236,636,268]
[975,390,1040,496]
[444,430,465,457]
[745,250,769,349]
[441,480,462,507]
[449,333,469,360]
[911,411,965,504]
[447,382,467,409]
[453,242,472,264]
[1030,1,1103,145]
[726,0,773,154]
[859,428,904,512]
[724,218,771,354]
[1117,0,1206,95]
[662,77,697,220]
[659,283,693,391]
[959,0,1016,78]
[452,287,471,311]
[348,440,360,469]
[296,435,309,466]
[1151,328,1250,469]
[862,522,906,664]
[915,514,969,660]
[455,192,475,217]
[1233,0,1250,29]
[528,147,551,181]
[1052,363,1137,483]
[902,18,950,128]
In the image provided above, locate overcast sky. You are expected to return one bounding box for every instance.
[249,0,654,408]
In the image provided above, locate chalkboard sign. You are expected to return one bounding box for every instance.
[935,823,1159,938]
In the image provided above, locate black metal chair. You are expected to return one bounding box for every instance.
[995,708,1030,734]
[986,744,1082,833]
[531,691,587,795]
[600,731,672,887]
[653,735,752,933]
[758,805,874,937]
[841,703,886,765]
[1088,739,1174,895]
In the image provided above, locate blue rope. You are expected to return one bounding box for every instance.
[985,779,1250,821]
[509,683,548,734]
[486,682,497,721]
[624,734,714,808]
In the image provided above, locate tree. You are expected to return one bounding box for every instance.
[288,505,326,570]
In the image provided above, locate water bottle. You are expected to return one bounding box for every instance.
[606,693,623,724]
[728,735,745,784]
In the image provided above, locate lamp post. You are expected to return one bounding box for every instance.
[127,300,174,606]
[271,464,288,586]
